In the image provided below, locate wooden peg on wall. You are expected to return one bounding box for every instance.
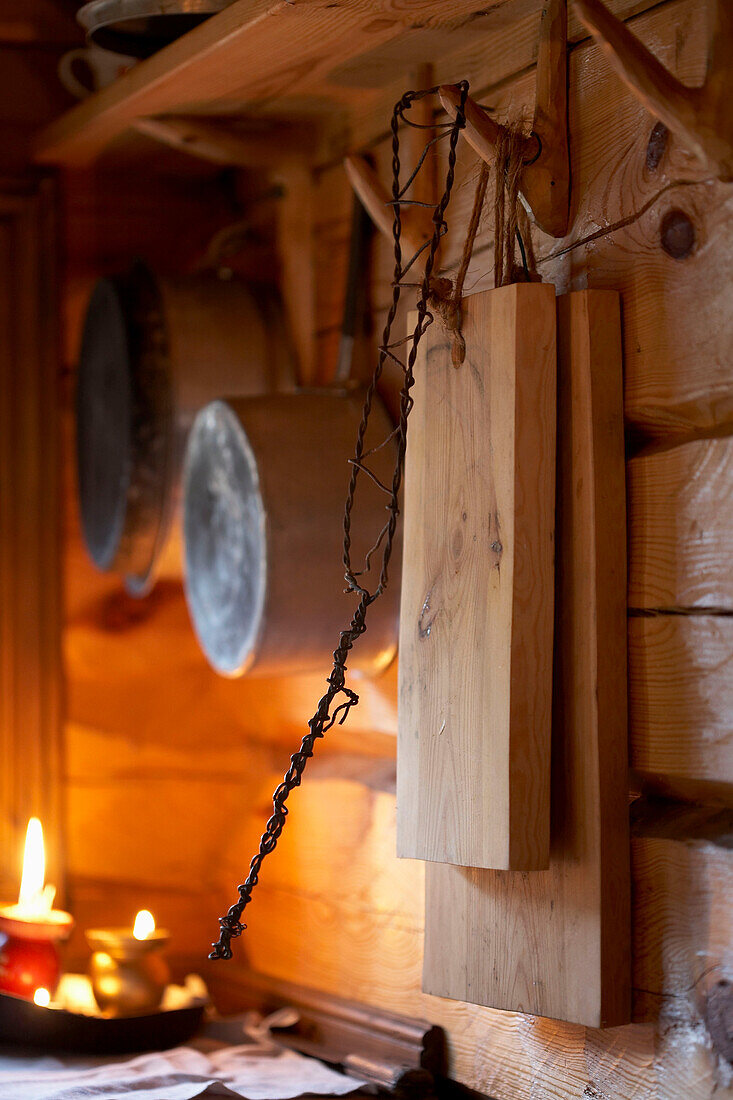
[345,77,439,275]
[277,165,316,384]
[575,0,733,181]
[343,154,435,274]
[439,0,570,238]
[404,64,437,210]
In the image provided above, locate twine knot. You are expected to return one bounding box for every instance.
[428,161,490,367]
[428,276,465,367]
[493,126,527,289]
[429,122,534,367]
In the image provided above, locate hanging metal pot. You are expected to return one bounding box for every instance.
[76,0,234,59]
[182,390,400,678]
[76,262,294,595]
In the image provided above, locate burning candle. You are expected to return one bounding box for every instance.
[133,909,155,940]
[86,909,170,1016]
[0,818,74,999]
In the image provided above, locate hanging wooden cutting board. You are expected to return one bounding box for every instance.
[397,282,556,872]
[422,289,630,1028]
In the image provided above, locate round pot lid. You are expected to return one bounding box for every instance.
[183,399,266,676]
[76,265,173,584]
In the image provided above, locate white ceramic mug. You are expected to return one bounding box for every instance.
[58,46,134,98]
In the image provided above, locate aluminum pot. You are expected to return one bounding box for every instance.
[183,391,400,678]
[76,262,294,595]
[77,0,233,59]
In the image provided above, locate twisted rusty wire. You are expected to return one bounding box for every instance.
[209,80,469,962]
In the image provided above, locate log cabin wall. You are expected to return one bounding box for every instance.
[0,1,79,172]
[51,0,731,1097]
[0,0,82,915]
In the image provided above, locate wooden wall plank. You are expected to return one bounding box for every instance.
[632,837,733,1014]
[628,437,733,611]
[64,584,399,748]
[397,285,556,871]
[64,875,222,968]
[629,615,733,801]
[0,221,16,899]
[0,49,76,170]
[0,0,81,45]
[541,181,733,440]
[0,182,64,899]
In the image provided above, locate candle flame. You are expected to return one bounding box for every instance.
[33,987,51,1008]
[133,909,155,940]
[18,818,55,916]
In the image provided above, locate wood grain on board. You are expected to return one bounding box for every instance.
[397,284,556,871]
[421,291,628,1026]
[628,436,733,611]
[0,182,64,898]
[629,614,733,801]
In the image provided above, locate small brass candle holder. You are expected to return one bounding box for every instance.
[85,926,170,1017]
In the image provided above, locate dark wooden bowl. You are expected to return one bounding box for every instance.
[0,990,205,1054]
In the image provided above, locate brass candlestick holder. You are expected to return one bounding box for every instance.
[86,924,170,1017]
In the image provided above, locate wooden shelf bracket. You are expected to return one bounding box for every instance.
[575,0,733,181]
[133,115,314,170]
[439,0,570,238]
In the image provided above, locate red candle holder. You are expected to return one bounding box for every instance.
[0,906,74,1001]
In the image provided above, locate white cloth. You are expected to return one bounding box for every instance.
[0,1036,366,1100]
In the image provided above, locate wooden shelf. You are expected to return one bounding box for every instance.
[34,0,508,168]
